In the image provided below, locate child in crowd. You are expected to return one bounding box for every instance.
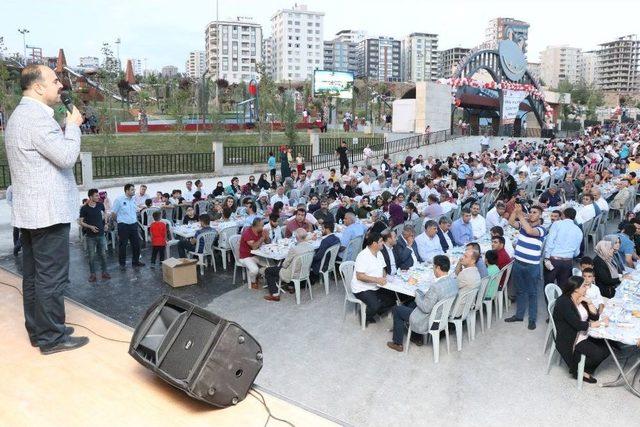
[581,267,605,312]
[484,250,500,300]
[182,206,198,224]
[577,256,594,276]
[149,211,167,266]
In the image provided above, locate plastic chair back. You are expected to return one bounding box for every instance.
[320,244,341,273]
[217,226,238,250]
[195,231,217,256]
[195,200,210,216]
[425,296,456,334]
[339,261,357,299]
[290,252,314,281]
[228,235,242,264]
[544,283,562,307]
[450,286,479,320]
[161,219,175,241]
[343,236,364,262]
[475,276,490,309]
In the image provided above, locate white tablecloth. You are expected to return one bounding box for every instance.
[589,276,640,346]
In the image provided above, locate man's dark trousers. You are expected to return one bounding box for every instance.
[21,223,70,348]
[118,222,141,265]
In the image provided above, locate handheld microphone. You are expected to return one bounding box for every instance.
[60,91,74,113]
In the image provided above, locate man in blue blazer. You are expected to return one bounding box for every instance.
[436,216,456,252]
[310,221,341,283]
[395,225,423,264]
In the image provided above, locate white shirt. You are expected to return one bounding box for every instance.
[134,193,151,206]
[351,247,386,294]
[183,189,195,202]
[485,207,507,231]
[270,193,290,207]
[586,283,604,307]
[263,223,283,242]
[480,135,490,147]
[441,201,456,214]
[469,214,486,239]
[358,181,373,195]
[412,163,426,174]
[594,197,609,213]
[415,232,444,262]
[576,203,596,225]
[384,244,397,275]
[420,186,439,201]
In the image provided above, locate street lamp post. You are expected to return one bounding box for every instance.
[18,28,29,65]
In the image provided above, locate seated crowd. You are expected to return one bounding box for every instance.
[75,121,640,382]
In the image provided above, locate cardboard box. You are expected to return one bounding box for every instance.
[162,258,198,287]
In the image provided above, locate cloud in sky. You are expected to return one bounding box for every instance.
[2,0,638,72]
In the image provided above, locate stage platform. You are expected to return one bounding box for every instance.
[0,268,338,427]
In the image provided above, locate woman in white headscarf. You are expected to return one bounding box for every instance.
[602,234,626,275]
[592,240,621,298]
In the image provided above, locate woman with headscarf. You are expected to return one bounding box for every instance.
[593,240,622,298]
[280,147,291,181]
[211,181,225,197]
[257,173,271,191]
[602,234,626,276]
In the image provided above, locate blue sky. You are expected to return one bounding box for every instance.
[2,0,638,72]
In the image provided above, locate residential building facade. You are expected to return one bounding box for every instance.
[595,35,639,93]
[161,65,178,78]
[403,32,439,82]
[357,37,402,82]
[486,17,529,55]
[261,36,275,78]
[438,47,470,79]
[185,51,206,79]
[539,46,584,88]
[271,4,324,82]
[205,17,263,84]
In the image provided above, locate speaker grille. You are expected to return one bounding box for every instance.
[159,314,220,380]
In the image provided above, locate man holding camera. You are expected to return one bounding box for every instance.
[505,202,547,331]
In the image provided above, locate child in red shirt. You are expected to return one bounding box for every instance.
[149,210,167,266]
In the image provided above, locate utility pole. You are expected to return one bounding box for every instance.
[115,37,121,72]
[18,28,29,65]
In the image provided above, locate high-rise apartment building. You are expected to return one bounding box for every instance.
[128,58,143,76]
[582,52,598,86]
[78,56,100,68]
[438,47,470,79]
[595,34,639,93]
[356,37,401,82]
[486,17,529,55]
[161,65,178,78]
[539,46,584,88]
[261,36,275,78]
[271,4,324,82]
[403,32,439,82]
[185,51,206,79]
[205,17,263,83]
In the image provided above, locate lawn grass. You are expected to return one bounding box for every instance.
[0,130,377,162]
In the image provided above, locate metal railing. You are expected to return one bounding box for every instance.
[92,153,215,179]
[317,135,385,154]
[311,130,458,171]
[223,144,312,166]
[1,161,83,189]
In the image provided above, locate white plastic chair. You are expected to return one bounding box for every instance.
[194,200,210,216]
[482,272,501,329]
[495,261,514,319]
[405,296,456,363]
[138,207,160,243]
[161,219,180,259]
[278,252,314,305]
[187,231,217,275]
[228,234,248,286]
[468,276,490,339]
[543,283,562,354]
[448,287,479,351]
[546,302,587,390]
[339,261,367,330]
[213,226,238,270]
[338,236,364,264]
[318,244,341,295]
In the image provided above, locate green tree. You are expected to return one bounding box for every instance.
[166,82,192,140]
[256,63,277,144]
[281,91,298,144]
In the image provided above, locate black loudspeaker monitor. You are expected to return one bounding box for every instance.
[129,295,263,408]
